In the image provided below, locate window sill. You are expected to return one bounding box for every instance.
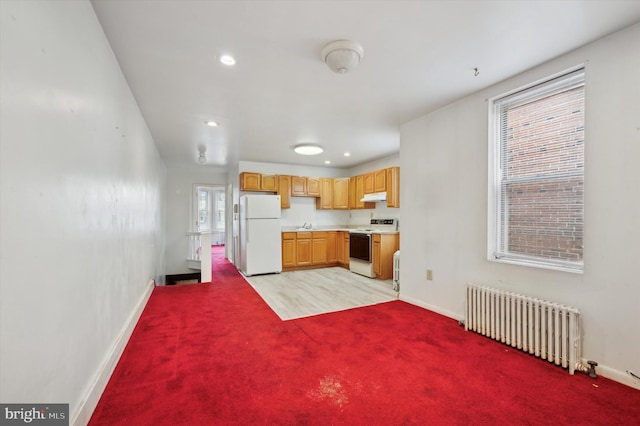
[489,256,583,274]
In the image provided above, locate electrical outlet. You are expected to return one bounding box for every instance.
[426,269,433,280]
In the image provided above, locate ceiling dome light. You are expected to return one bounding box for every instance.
[294,144,324,155]
[220,55,236,66]
[205,120,218,127]
[344,152,351,157]
[321,40,364,74]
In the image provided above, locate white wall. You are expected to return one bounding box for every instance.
[165,164,228,274]
[400,23,640,388]
[0,1,166,423]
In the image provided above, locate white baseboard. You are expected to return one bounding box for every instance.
[71,280,155,426]
[399,294,463,322]
[592,362,640,390]
[400,295,640,391]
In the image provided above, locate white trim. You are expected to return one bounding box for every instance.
[582,360,640,391]
[71,280,155,426]
[399,294,463,322]
[487,65,585,273]
[489,256,584,274]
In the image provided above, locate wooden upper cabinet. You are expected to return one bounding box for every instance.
[277,175,291,209]
[374,169,386,193]
[240,172,277,192]
[348,177,357,209]
[291,176,307,196]
[261,174,277,191]
[333,178,349,209]
[363,172,375,194]
[316,178,333,210]
[240,172,261,191]
[307,177,321,197]
[355,175,375,209]
[241,167,398,208]
[386,166,400,208]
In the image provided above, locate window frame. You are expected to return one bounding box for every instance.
[487,66,585,274]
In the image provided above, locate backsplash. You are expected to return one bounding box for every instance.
[280,196,399,228]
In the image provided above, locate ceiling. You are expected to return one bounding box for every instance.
[90,1,640,170]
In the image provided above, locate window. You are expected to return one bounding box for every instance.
[194,186,225,232]
[488,68,585,272]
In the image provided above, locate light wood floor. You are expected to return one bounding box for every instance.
[243,267,398,321]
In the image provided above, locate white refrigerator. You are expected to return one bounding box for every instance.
[239,194,282,276]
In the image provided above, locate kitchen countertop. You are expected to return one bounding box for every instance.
[281,226,399,234]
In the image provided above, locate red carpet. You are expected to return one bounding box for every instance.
[90,249,640,425]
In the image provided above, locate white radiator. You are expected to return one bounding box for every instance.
[465,284,583,374]
[392,251,400,291]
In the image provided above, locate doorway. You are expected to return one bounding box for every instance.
[192,184,226,245]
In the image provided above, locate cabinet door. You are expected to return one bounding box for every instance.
[316,178,333,209]
[386,167,400,208]
[336,231,345,264]
[296,233,312,266]
[277,175,291,209]
[374,169,386,193]
[363,173,375,194]
[355,175,375,209]
[261,174,277,191]
[333,178,349,209]
[240,172,261,191]
[373,234,382,276]
[291,176,307,196]
[348,177,357,209]
[282,233,296,268]
[326,231,337,263]
[344,233,350,265]
[311,232,327,265]
[307,177,321,196]
[374,233,399,280]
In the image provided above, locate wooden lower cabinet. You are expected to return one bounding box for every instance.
[372,233,399,280]
[336,231,350,268]
[282,232,296,268]
[311,232,328,265]
[326,231,337,264]
[296,232,312,266]
[282,231,344,270]
[283,231,396,276]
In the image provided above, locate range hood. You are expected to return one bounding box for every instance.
[360,191,387,202]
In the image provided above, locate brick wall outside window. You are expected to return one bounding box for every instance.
[502,87,584,262]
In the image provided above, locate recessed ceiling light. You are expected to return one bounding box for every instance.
[294,144,323,155]
[344,152,351,157]
[220,55,236,66]
[205,120,218,127]
[324,160,331,164]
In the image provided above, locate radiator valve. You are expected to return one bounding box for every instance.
[587,360,598,379]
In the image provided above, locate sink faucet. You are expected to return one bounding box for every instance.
[302,222,312,229]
